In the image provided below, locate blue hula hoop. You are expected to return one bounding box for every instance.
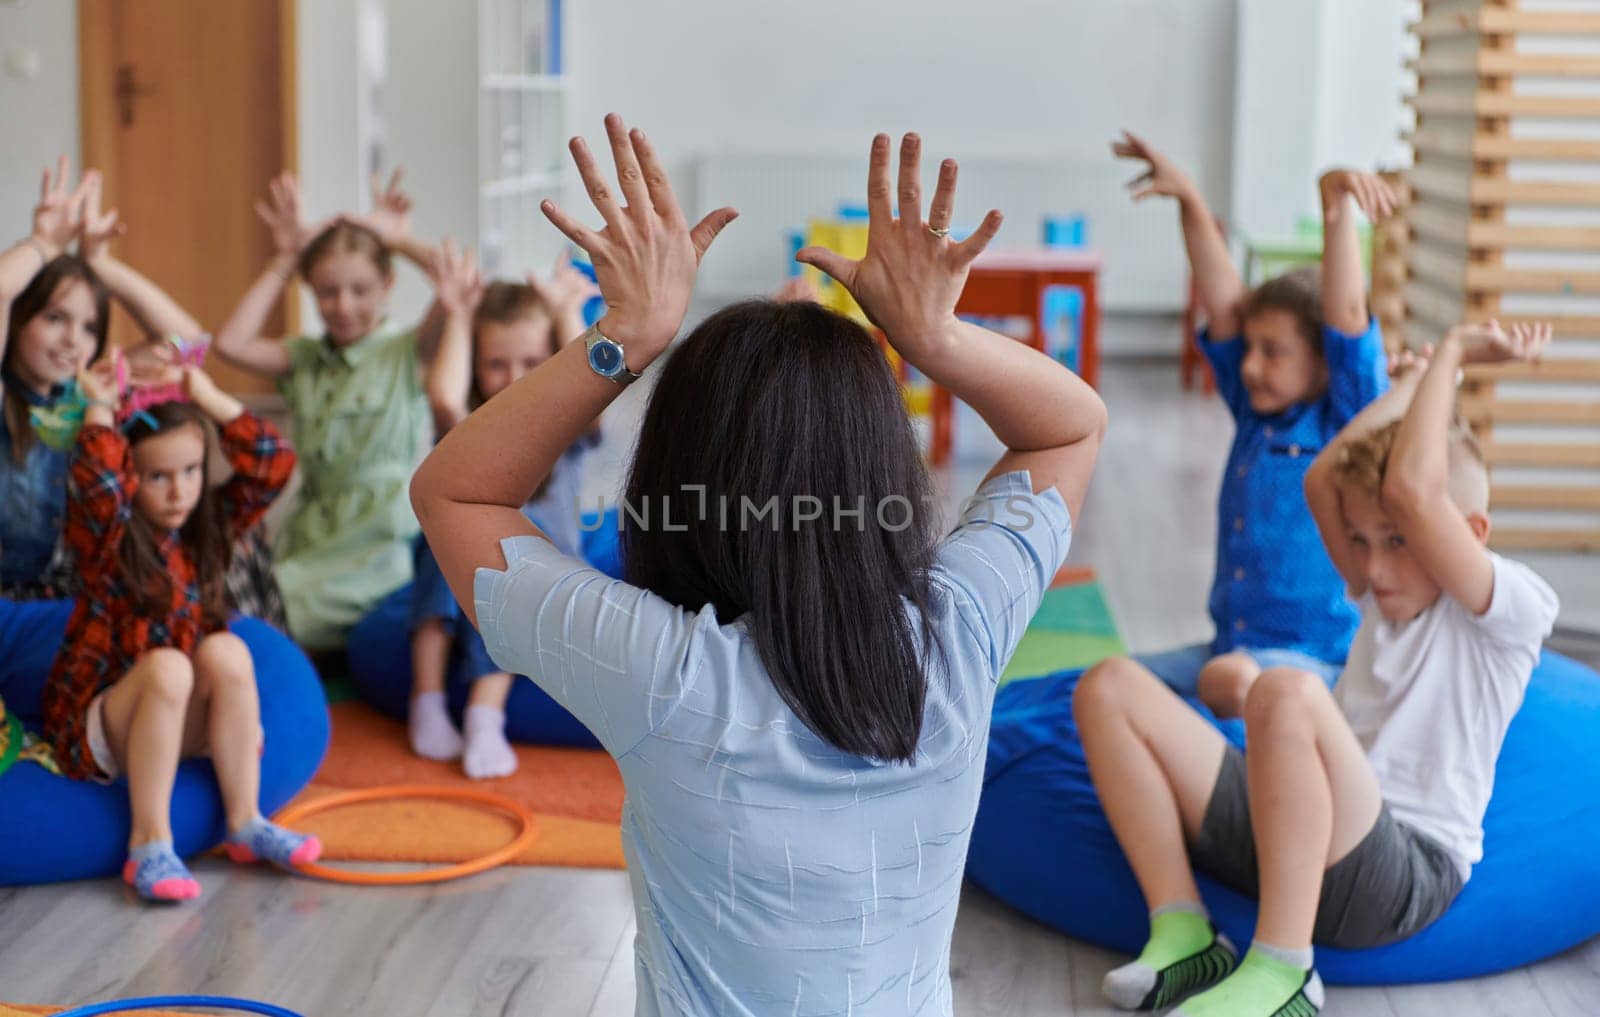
[52,995,306,1017]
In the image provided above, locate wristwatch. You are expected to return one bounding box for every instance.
[582,323,642,386]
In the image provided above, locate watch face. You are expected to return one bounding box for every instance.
[589,339,623,377]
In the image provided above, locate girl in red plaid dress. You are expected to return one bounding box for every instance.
[41,360,320,902]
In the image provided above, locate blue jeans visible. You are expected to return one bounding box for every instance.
[1136,641,1342,698]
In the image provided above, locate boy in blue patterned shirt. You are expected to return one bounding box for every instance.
[1109,132,1400,716]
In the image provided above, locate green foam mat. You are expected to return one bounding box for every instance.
[998,579,1126,688]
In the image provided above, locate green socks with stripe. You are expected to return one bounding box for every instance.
[1175,943,1324,1017]
[1103,904,1238,1010]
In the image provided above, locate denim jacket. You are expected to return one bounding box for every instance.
[0,381,73,598]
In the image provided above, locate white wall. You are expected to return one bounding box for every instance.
[382,0,477,322]
[0,0,79,248]
[1231,0,1412,241]
[569,0,1240,219]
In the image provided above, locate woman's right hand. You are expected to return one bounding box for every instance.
[32,155,92,260]
[1111,131,1195,203]
[539,114,738,360]
[795,133,1002,361]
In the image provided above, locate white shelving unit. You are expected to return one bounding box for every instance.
[477,0,571,277]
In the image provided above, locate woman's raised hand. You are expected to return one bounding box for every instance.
[796,133,1002,359]
[426,239,484,318]
[78,170,125,263]
[32,155,92,260]
[539,114,738,359]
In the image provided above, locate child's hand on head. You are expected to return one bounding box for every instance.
[526,254,600,339]
[1450,319,1552,365]
[255,173,329,259]
[425,239,484,318]
[348,168,414,245]
[1319,169,1401,222]
[77,170,124,263]
[124,341,181,383]
[772,275,821,305]
[1111,131,1194,203]
[796,133,1001,357]
[32,154,92,259]
[1387,343,1433,379]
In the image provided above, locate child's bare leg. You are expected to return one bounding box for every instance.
[98,648,194,849]
[189,631,262,834]
[97,649,203,901]
[1076,656,1228,904]
[1076,657,1238,1009]
[1243,667,1382,948]
[409,618,462,759]
[1174,667,1381,1016]
[186,632,323,868]
[1197,653,1259,719]
[462,672,517,780]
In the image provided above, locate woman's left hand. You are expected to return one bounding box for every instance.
[539,114,738,360]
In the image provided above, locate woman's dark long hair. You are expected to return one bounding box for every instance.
[4,255,111,461]
[621,300,946,764]
[121,402,231,629]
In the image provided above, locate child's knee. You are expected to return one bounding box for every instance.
[1243,666,1327,731]
[1074,656,1144,718]
[195,631,252,673]
[138,649,195,704]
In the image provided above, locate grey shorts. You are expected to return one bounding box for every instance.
[1190,747,1465,949]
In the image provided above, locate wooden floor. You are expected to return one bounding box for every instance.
[2,353,1596,1015]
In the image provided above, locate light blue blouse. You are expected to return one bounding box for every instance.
[474,470,1071,1016]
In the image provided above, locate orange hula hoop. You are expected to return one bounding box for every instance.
[273,784,538,885]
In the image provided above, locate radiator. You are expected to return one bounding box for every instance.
[690,153,1189,313]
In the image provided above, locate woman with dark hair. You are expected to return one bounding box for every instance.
[413,116,1106,1014]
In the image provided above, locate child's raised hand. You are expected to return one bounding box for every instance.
[78,353,123,409]
[32,155,92,259]
[1387,343,1433,379]
[351,168,414,244]
[179,363,220,402]
[1450,319,1552,365]
[255,173,323,258]
[425,239,484,317]
[78,170,125,263]
[540,114,738,357]
[1112,131,1194,203]
[526,253,600,331]
[772,275,821,304]
[1320,169,1401,222]
[796,133,1002,357]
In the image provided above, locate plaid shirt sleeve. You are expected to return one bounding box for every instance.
[65,424,135,586]
[216,411,297,540]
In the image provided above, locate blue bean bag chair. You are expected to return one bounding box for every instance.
[0,599,329,886]
[968,651,1600,985]
[344,507,622,750]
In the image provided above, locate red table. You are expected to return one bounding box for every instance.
[929,247,1103,466]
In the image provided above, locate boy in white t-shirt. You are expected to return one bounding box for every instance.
[1074,320,1559,1016]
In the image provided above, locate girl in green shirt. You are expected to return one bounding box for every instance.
[214,171,444,652]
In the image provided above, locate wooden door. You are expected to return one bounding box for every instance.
[79,0,297,394]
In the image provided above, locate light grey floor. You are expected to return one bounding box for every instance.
[2,349,1596,1014]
